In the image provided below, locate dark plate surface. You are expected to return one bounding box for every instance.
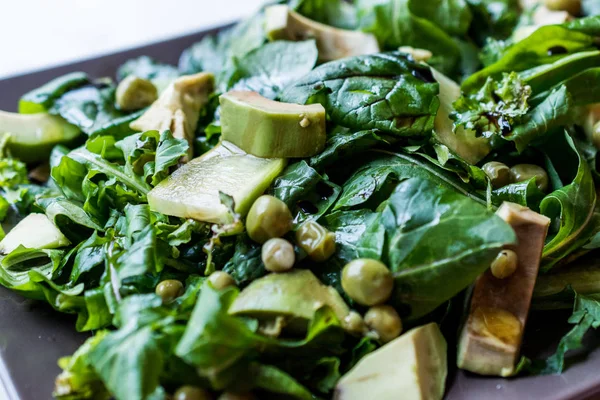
[1,24,600,400]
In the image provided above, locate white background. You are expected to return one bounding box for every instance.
[0,0,266,79]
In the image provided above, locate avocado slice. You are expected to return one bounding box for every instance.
[130,72,214,159]
[335,323,447,400]
[228,269,350,332]
[0,111,80,163]
[265,5,380,62]
[220,91,327,158]
[0,213,70,254]
[147,141,286,224]
[457,202,550,376]
[431,69,491,165]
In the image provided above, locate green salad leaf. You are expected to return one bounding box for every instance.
[281,52,440,137]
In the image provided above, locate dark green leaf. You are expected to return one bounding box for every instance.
[280,52,440,137]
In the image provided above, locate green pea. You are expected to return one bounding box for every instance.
[341,259,393,306]
[482,161,512,188]
[510,164,549,192]
[490,249,518,279]
[208,271,236,290]
[155,279,184,302]
[116,75,158,111]
[261,238,295,272]
[364,305,403,343]
[246,195,293,244]
[295,220,336,262]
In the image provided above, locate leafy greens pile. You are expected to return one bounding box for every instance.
[1,1,600,399]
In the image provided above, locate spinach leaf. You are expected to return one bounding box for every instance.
[280,52,440,137]
[334,151,486,211]
[309,128,394,170]
[291,0,359,30]
[356,0,461,75]
[222,235,266,286]
[116,56,179,92]
[409,0,473,36]
[271,161,341,225]
[227,40,318,100]
[532,67,600,107]
[505,86,573,152]
[19,72,89,114]
[49,83,144,138]
[540,134,596,271]
[178,15,265,80]
[520,51,600,94]
[466,0,520,44]
[323,209,379,263]
[462,26,595,91]
[563,15,600,36]
[358,178,516,320]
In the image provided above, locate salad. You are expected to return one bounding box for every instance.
[1,0,600,399]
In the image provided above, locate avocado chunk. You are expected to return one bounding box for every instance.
[0,213,70,254]
[130,72,214,159]
[431,69,491,165]
[220,91,327,158]
[0,111,80,163]
[457,202,550,376]
[265,5,380,62]
[228,269,350,332]
[335,323,447,400]
[147,141,286,224]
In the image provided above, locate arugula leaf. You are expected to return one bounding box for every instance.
[54,332,111,400]
[281,52,440,137]
[540,134,596,271]
[116,130,189,186]
[536,292,600,374]
[228,40,318,100]
[175,283,344,395]
[462,25,595,91]
[451,72,531,139]
[87,295,176,400]
[358,178,516,320]
[356,0,462,75]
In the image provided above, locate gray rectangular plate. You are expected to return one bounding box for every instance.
[0,23,599,400]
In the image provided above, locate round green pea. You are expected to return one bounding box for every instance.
[246,195,293,244]
[341,259,393,306]
[155,279,184,302]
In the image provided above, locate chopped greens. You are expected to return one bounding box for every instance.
[1,2,600,399]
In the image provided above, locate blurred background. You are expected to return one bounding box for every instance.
[0,0,266,79]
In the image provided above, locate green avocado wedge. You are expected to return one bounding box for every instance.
[0,110,80,163]
[228,269,351,333]
[432,69,491,165]
[220,91,327,158]
[147,141,286,224]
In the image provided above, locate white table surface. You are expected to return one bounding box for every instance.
[0,0,266,79]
